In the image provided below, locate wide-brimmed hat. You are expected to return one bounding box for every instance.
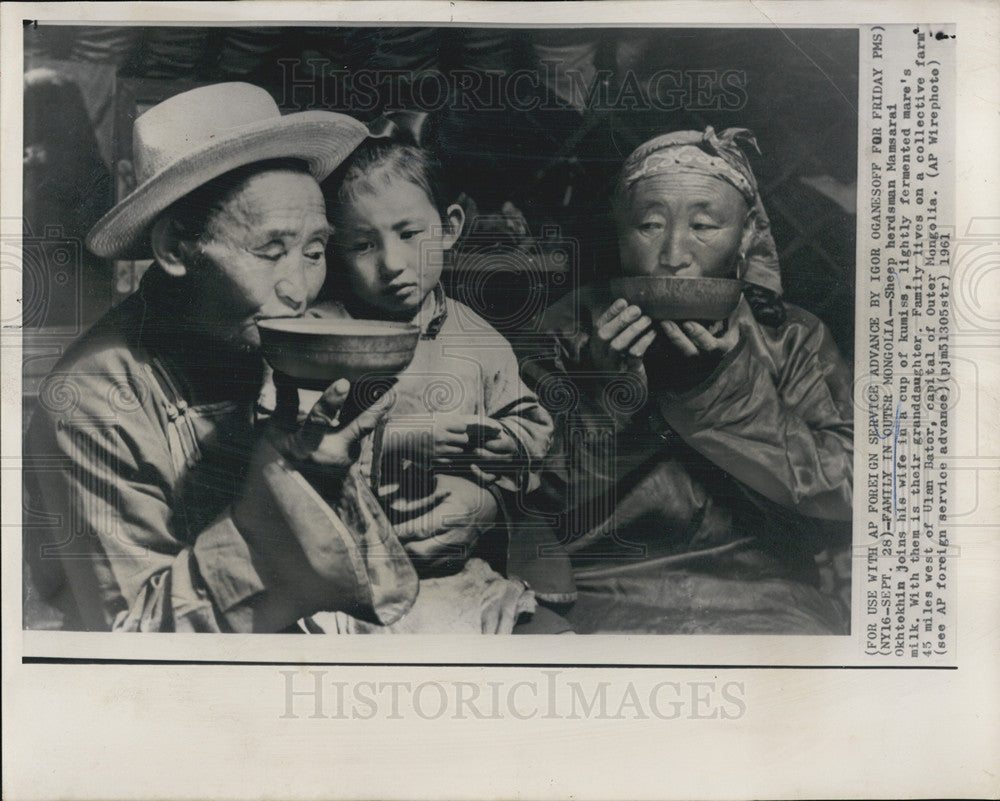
[87,82,368,259]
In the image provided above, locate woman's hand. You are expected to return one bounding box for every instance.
[588,299,657,380]
[587,298,657,426]
[649,319,741,390]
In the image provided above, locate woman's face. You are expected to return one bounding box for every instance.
[617,171,753,279]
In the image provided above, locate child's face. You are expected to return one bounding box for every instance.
[617,171,753,280]
[331,177,463,319]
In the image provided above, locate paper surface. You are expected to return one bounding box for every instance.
[2,2,998,799]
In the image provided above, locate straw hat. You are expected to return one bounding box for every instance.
[87,82,368,259]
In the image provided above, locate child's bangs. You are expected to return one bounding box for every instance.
[333,140,447,217]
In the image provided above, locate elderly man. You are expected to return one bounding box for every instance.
[24,83,491,632]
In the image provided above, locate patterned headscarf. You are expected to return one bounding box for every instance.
[618,127,782,296]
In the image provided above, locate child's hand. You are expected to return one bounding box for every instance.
[430,416,475,463]
[466,427,519,484]
[467,427,517,461]
[379,416,470,466]
[382,414,522,483]
[423,414,513,467]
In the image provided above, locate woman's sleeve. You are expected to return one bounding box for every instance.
[518,298,627,513]
[657,310,854,521]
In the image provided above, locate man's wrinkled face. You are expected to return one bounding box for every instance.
[189,169,331,351]
[617,171,752,279]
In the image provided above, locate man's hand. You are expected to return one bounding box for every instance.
[233,376,411,629]
[659,319,739,357]
[270,377,391,470]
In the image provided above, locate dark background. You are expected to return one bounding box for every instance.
[22,25,858,364]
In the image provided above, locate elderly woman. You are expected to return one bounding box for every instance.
[521,128,854,634]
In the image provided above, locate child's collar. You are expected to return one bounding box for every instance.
[333,283,448,338]
[416,283,448,340]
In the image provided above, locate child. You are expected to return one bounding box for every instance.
[316,136,555,588]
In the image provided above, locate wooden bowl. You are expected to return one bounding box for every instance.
[257,318,420,388]
[607,276,744,321]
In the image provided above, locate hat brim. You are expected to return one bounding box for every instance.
[87,111,368,260]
